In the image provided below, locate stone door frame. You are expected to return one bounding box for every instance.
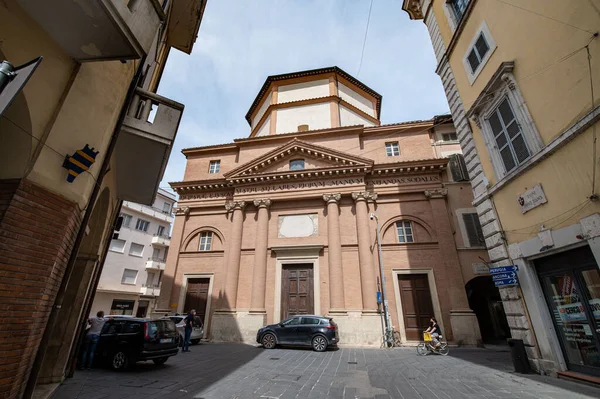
[177,273,215,339]
[272,245,323,324]
[391,268,445,344]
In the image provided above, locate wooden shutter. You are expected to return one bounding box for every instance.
[463,213,485,247]
[448,154,469,182]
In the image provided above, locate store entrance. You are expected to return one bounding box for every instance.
[536,246,600,376]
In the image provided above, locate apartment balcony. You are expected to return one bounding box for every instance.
[115,88,184,204]
[17,0,166,62]
[145,257,166,270]
[151,234,171,247]
[140,283,161,297]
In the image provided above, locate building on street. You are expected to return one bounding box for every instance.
[402,0,600,379]
[157,67,504,347]
[0,0,206,397]
[91,189,176,318]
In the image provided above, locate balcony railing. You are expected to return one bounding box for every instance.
[145,257,166,270]
[151,234,171,247]
[140,283,161,296]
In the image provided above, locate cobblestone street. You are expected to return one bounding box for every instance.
[53,344,600,399]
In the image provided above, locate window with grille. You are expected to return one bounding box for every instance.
[129,243,144,257]
[121,269,138,285]
[385,142,400,157]
[120,214,132,228]
[396,221,414,243]
[135,219,150,232]
[487,98,530,173]
[289,159,305,171]
[462,213,485,247]
[467,33,490,73]
[199,231,213,251]
[109,239,126,253]
[209,160,220,174]
[449,0,470,23]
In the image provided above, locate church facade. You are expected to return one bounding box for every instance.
[157,67,496,346]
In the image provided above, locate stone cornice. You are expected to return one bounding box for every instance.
[401,0,423,20]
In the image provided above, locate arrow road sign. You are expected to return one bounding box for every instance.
[494,278,519,287]
[492,272,517,281]
[489,265,518,274]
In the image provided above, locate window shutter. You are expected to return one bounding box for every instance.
[448,154,470,182]
[463,213,485,247]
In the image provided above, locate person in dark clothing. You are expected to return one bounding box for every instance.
[182,309,196,352]
[425,317,442,348]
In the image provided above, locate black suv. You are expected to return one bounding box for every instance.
[257,315,339,352]
[95,317,179,370]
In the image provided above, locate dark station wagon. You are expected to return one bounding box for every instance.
[94,317,179,370]
[257,315,339,352]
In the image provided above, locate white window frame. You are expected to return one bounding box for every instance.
[395,221,414,243]
[120,213,132,228]
[442,0,470,32]
[157,225,165,237]
[199,231,213,251]
[474,72,543,180]
[162,202,171,214]
[121,268,138,285]
[109,239,126,253]
[441,132,458,142]
[209,160,221,174]
[462,21,497,85]
[385,142,400,157]
[135,218,150,232]
[129,242,145,257]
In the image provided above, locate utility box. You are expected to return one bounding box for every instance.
[507,339,531,374]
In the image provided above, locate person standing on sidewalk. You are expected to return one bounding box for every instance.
[182,309,196,352]
[79,311,108,370]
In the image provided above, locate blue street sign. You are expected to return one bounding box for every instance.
[494,278,519,287]
[376,291,382,304]
[489,265,518,274]
[492,272,517,281]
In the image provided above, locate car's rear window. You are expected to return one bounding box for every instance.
[162,320,177,332]
[170,317,183,323]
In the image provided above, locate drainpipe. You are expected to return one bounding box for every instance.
[24,55,146,399]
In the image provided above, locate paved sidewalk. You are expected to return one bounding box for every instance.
[54,344,600,399]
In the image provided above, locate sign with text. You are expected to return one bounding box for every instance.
[369,175,440,186]
[492,272,517,281]
[472,263,490,275]
[234,178,365,194]
[179,192,233,201]
[494,278,519,287]
[489,265,518,274]
[517,184,547,214]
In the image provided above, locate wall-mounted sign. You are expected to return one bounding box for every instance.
[472,263,490,275]
[517,184,547,214]
[490,265,519,288]
[63,144,99,183]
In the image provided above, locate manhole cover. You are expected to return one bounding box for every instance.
[348,361,358,364]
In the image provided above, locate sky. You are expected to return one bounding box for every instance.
[156,0,450,191]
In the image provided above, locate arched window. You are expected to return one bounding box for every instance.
[199,231,213,251]
[289,159,305,171]
[396,221,414,243]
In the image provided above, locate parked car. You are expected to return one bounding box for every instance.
[256,315,339,352]
[94,317,179,370]
[169,315,203,345]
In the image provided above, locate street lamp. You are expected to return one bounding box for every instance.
[371,211,392,346]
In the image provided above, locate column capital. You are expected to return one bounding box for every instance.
[424,188,448,199]
[225,200,247,212]
[253,199,272,209]
[174,206,190,216]
[351,191,377,202]
[323,193,342,204]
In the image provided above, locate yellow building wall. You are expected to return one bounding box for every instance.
[430,0,600,243]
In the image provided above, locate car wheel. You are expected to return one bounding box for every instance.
[261,333,276,349]
[311,335,327,352]
[111,350,130,371]
[191,339,201,345]
[153,357,169,365]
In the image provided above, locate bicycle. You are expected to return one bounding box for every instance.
[416,331,449,356]
[381,327,402,348]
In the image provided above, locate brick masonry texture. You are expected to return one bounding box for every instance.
[0,179,82,399]
[53,343,600,399]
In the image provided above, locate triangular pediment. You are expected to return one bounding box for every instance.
[224,139,374,179]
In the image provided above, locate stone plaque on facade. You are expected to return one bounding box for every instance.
[517,184,547,214]
[472,263,490,275]
[278,214,318,238]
